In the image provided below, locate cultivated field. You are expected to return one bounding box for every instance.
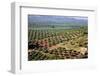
[28,26,88,60]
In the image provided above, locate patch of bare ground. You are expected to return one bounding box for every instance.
[48,42,87,54]
[48,43,68,50]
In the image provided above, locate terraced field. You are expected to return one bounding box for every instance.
[28,27,88,60]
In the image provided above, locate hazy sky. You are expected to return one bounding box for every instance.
[28,15,88,25]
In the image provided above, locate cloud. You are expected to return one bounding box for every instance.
[71,17,88,20]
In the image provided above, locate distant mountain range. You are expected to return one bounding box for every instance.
[28,15,88,26]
